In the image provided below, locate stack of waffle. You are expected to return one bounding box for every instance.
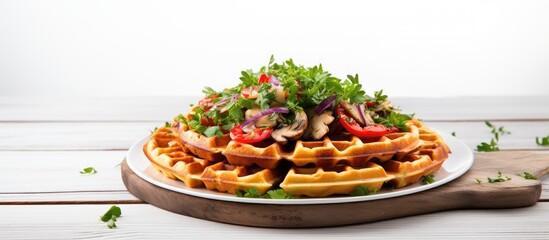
[143,119,450,197]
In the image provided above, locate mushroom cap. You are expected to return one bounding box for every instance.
[271,110,308,144]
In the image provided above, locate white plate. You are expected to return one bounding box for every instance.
[126,131,474,205]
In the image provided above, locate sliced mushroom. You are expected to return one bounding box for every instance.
[303,109,334,140]
[363,110,376,126]
[271,110,308,144]
[245,108,278,129]
[340,101,365,125]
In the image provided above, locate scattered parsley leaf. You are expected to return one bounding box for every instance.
[475,178,482,184]
[535,136,549,146]
[100,205,122,229]
[266,189,295,199]
[80,167,97,175]
[235,188,262,198]
[487,171,511,183]
[150,127,158,135]
[203,126,223,138]
[236,188,295,199]
[164,122,171,128]
[518,172,538,180]
[375,112,412,131]
[476,139,500,152]
[451,131,456,137]
[350,186,378,196]
[420,174,435,184]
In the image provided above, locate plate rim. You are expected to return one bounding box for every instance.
[126,130,474,205]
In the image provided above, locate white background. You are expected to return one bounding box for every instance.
[1,0,548,98]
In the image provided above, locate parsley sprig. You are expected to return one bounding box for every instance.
[535,136,549,146]
[235,188,295,199]
[100,205,122,229]
[350,186,378,196]
[80,167,97,175]
[420,174,435,184]
[487,171,511,183]
[517,172,538,180]
[476,121,510,152]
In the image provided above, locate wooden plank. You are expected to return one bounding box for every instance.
[0,151,547,204]
[0,151,127,193]
[1,121,548,150]
[0,203,547,239]
[1,96,548,122]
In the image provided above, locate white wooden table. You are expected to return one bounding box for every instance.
[1,96,548,239]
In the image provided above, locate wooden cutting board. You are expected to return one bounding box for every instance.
[121,151,549,228]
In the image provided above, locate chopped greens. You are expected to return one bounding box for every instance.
[451,131,456,137]
[487,171,511,183]
[535,136,549,146]
[80,167,97,175]
[100,205,122,229]
[235,188,295,199]
[420,174,435,184]
[350,186,378,196]
[476,121,510,152]
[517,172,538,180]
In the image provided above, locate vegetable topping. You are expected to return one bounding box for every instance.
[176,56,415,144]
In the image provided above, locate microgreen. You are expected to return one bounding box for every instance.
[420,174,435,184]
[517,172,538,180]
[235,188,295,199]
[375,112,412,131]
[350,186,378,196]
[476,121,510,152]
[535,136,549,146]
[487,171,511,183]
[100,205,122,229]
[476,139,500,152]
[80,167,97,175]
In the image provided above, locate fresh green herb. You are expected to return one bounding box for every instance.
[477,121,510,152]
[420,174,435,184]
[451,131,456,137]
[476,139,500,152]
[202,86,218,96]
[535,136,549,146]
[235,188,262,198]
[150,127,158,135]
[80,167,97,175]
[375,112,412,131]
[203,126,223,138]
[350,186,378,196]
[475,178,482,184]
[487,171,511,183]
[518,172,538,180]
[164,122,171,128]
[100,205,122,229]
[265,189,295,199]
[235,188,295,199]
[485,121,510,141]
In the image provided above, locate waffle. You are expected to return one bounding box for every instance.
[145,119,450,198]
[176,121,422,169]
[278,120,450,197]
[383,120,450,188]
[144,127,277,194]
[279,162,393,197]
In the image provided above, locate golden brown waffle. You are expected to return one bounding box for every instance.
[219,122,421,169]
[177,128,231,162]
[278,120,450,197]
[144,127,277,193]
[201,162,279,194]
[280,162,394,197]
[383,120,450,188]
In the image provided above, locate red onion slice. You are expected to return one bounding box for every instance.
[211,94,238,109]
[270,76,280,86]
[241,107,289,127]
[314,95,338,114]
[356,104,367,126]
